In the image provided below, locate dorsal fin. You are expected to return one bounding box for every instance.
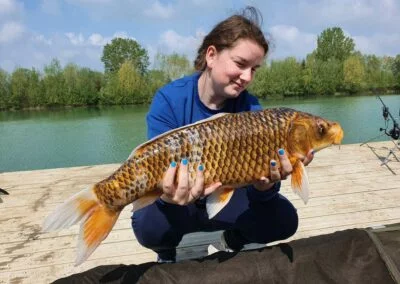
[128,112,229,159]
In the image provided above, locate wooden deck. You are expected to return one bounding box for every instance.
[1,141,400,284]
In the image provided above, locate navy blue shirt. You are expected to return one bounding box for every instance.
[146,72,280,201]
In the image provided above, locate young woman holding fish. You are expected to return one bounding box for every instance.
[132,7,315,263]
[43,6,341,266]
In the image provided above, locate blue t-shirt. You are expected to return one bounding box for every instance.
[146,72,279,201]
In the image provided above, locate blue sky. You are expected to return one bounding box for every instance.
[0,0,399,73]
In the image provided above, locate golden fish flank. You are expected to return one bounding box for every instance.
[43,107,344,265]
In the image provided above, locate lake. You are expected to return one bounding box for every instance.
[0,94,399,172]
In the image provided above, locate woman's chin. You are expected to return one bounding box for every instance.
[224,87,243,97]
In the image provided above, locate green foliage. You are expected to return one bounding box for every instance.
[315,27,355,62]
[343,55,365,93]
[101,38,149,74]
[43,59,66,106]
[0,69,10,109]
[10,67,42,108]
[154,53,193,81]
[303,54,342,96]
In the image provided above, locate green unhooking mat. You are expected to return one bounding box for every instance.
[54,224,400,284]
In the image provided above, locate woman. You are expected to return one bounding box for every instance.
[132,7,314,263]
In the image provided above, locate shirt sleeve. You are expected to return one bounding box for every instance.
[248,95,263,111]
[146,90,178,139]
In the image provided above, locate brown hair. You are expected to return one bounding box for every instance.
[194,6,269,71]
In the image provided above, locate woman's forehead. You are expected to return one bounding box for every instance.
[227,39,265,61]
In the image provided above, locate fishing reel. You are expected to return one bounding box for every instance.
[378,95,400,140]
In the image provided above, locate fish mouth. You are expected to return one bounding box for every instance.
[332,124,344,145]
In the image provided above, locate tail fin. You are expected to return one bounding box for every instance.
[43,187,120,265]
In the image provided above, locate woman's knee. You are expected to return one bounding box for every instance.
[131,207,184,250]
[279,201,298,239]
[241,195,299,243]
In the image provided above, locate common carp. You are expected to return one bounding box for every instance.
[43,107,344,265]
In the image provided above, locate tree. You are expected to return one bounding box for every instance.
[315,27,355,62]
[42,59,65,106]
[10,68,32,108]
[0,69,10,109]
[154,53,193,81]
[363,55,381,90]
[392,54,400,87]
[77,68,103,105]
[63,63,80,105]
[343,55,365,93]
[117,60,143,104]
[101,38,149,74]
[303,53,342,96]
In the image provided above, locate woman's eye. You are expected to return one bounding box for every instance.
[235,61,244,67]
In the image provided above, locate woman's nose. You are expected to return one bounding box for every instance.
[239,68,252,83]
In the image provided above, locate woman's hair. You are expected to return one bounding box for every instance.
[194,6,269,71]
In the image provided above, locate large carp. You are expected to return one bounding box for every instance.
[43,107,344,265]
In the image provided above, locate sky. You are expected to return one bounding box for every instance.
[0,0,399,73]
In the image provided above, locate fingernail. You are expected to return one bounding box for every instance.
[311,149,315,155]
[278,149,285,155]
[182,159,188,165]
[271,160,276,167]
[170,161,176,168]
[198,164,204,171]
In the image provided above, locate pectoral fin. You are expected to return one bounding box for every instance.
[206,187,234,219]
[291,160,309,204]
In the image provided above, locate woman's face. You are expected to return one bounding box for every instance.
[206,38,265,99]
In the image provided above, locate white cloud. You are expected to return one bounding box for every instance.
[88,33,106,46]
[0,0,19,15]
[144,1,174,19]
[268,25,316,59]
[297,0,400,32]
[0,21,25,43]
[353,33,400,56]
[158,29,205,60]
[33,34,52,45]
[65,32,85,45]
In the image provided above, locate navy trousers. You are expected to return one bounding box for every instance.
[131,188,298,261]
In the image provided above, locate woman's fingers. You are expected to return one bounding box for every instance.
[302,149,315,166]
[162,161,177,196]
[189,164,205,201]
[269,159,280,182]
[175,159,189,200]
[277,149,292,178]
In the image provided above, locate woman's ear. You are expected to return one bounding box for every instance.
[205,45,217,68]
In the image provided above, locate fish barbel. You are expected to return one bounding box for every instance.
[43,107,344,265]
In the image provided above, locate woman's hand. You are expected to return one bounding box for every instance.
[160,159,222,205]
[253,148,315,192]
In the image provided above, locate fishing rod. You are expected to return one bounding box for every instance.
[377,95,400,140]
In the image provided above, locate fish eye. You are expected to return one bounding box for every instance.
[318,123,325,134]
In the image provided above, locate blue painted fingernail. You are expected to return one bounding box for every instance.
[271,160,276,167]
[198,164,204,171]
[278,149,285,155]
[311,149,315,155]
[182,159,188,165]
[170,161,176,168]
